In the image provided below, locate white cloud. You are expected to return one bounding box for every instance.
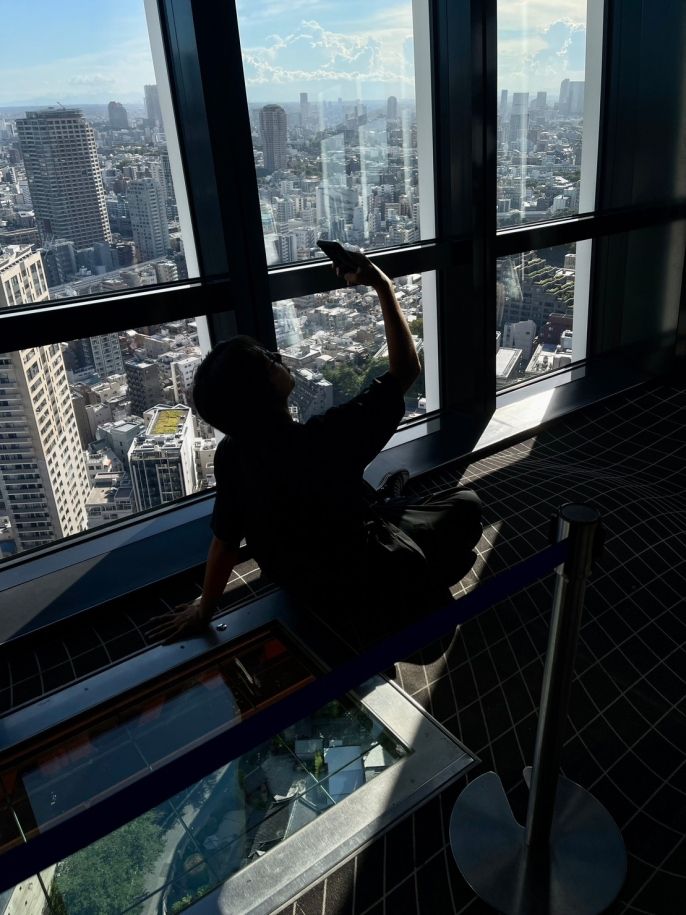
[68,73,115,87]
[241,18,414,96]
[498,17,587,91]
[1,36,156,105]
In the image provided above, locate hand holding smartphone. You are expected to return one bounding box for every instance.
[317,240,388,291]
[316,239,360,273]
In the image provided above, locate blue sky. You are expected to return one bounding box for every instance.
[0,0,587,108]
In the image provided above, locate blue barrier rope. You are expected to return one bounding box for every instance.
[0,539,567,894]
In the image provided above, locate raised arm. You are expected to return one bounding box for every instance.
[148,536,239,643]
[338,252,421,392]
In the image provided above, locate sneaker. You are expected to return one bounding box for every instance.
[377,468,410,501]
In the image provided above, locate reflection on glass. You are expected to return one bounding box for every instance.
[275,274,427,424]
[235,1,422,265]
[4,631,313,834]
[1,628,408,915]
[496,245,576,389]
[497,2,588,226]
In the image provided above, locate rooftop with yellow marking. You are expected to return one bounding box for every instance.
[150,409,186,435]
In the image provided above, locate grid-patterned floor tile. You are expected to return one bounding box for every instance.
[0,557,277,714]
[280,381,686,914]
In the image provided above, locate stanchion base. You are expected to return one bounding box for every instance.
[449,768,626,915]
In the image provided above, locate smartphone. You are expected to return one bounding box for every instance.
[316,239,359,273]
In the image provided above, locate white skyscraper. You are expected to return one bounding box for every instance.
[503,319,537,361]
[144,84,163,126]
[0,246,90,555]
[128,405,197,510]
[568,81,585,116]
[171,356,201,404]
[509,92,529,145]
[16,108,112,250]
[128,178,170,261]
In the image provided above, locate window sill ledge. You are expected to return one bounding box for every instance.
[367,355,650,486]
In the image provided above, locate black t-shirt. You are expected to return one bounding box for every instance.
[211,373,405,589]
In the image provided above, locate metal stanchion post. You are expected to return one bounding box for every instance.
[449,504,627,915]
[526,504,600,848]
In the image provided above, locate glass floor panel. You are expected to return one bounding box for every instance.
[0,627,409,915]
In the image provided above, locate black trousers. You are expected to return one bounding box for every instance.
[295,485,483,654]
[379,487,483,589]
[326,486,483,651]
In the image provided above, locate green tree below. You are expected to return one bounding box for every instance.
[51,812,166,915]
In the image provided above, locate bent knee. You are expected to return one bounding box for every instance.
[453,489,482,524]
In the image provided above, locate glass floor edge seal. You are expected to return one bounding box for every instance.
[188,678,477,915]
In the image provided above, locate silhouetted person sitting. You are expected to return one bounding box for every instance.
[150,253,482,646]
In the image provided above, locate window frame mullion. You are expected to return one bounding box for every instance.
[431,0,497,418]
[161,0,277,348]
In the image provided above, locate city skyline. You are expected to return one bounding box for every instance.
[0,1,586,106]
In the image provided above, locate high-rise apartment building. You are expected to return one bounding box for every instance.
[568,81,585,116]
[128,406,196,510]
[128,178,170,261]
[509,92,529,145]
[40,238,77,287]
[125,360,165,417]
[277,234,298,264]
[387,96,399,120]
[107,101,129,130]
[88,334,125,379]
[299,92,309,128]
[171,355,201,404]
[148,148,176,217]
[0,244,48,306]
[144,84,163,126]
[71,389,94,448]
[558,80,584,115]
[559,78,570,112]
[260,105,288,172]
[0,247,89,555]
[16,108,112,250]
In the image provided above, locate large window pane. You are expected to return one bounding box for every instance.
[0,1,196,308]
[235,1,432,265]
[497,1,591,227]
[496,243,586,389]
[0,267,436,562]
[273,272,434,423]
[0,313,212,562]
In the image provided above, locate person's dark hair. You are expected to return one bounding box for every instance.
[193,336,280,435]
